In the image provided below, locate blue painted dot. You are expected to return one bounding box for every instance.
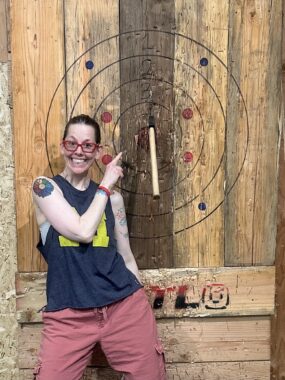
[200,57,208,66]
[198,202,207,211]
[85,60,94,70]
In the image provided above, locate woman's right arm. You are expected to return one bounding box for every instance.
[32,153,123,243]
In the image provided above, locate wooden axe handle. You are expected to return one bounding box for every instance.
[148,116,160,199]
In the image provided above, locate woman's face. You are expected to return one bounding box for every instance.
[60,123,100,175]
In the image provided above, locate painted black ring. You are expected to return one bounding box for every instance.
[68,53,225,192]
[67,54,227,215]
[92,78,204,190]
[45,29,249,237]
[93,82,206,196]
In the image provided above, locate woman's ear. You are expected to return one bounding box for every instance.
[59,141,65,155]
[94,146,102,160]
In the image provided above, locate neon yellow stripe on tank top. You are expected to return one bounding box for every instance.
[58,213,109,248]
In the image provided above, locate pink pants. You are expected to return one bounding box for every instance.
[33,288,166,380]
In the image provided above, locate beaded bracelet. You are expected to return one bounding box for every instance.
[97,185,111,197]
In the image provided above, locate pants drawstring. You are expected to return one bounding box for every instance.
[98,306,108,322]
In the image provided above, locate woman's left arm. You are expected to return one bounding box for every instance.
[110,191,142,283]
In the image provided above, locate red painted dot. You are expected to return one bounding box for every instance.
[182,108,193,120]
[102,154,113,165]
[101,112,112,123]
[183,151,193,163]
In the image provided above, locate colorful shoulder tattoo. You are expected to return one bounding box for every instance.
[33,178,54,198]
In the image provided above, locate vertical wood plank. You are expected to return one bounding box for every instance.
[225,0,282,265]
[12,0,66,271]
[255,0,283,264]
[119,0,175,268]
[0,0,8,62]
[271,2,285,373]
[271,137,285,379]
[173,0,229,267]
[64,0,120,184]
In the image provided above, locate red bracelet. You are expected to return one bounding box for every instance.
[98,185,111,197]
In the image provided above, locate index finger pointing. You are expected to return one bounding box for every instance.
[111,152,123,165]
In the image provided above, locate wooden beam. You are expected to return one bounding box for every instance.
[20,367,121,380]
[18,316,270,369]
[20,361,271,380]
[16,266,275,322]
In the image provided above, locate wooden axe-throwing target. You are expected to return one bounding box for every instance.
[44,30,249,267]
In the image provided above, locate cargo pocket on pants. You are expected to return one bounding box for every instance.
[155,341,166,378]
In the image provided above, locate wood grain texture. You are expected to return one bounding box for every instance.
[12,0,282,273]
[0,0,9,62]
[271,109,285,377]
[15,267,275,322]
[12,0,66,271]
[64,0,120,184]
[18,316,270,370]
[9,1,283,378]
[173,0,228,267]
[272,5,285,373]
[225,0,282,265]
[20,361,271,380]
[119,0,175,268]
[20,367,121,380]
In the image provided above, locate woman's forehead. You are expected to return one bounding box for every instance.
[66,123,96,140]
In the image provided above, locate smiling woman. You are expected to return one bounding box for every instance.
[59,114,101,178]
[31,114,166,380]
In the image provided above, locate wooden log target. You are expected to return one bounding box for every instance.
[43,19,249,270]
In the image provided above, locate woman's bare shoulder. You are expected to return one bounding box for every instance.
[32,176,62,199]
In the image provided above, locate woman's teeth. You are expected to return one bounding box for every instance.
[72,158,86,164]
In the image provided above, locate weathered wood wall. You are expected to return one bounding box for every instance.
[16,268,274,379]
[15,267,275,322]
[271,2,285,376]
[272,135,285,380]
[10,0,283,379]
[119,0,176,268]
[0,1,18,379]
[12,0,65,272]
[12,0,282,272]
[19,362,271,380]
[15,267,275,378]
[225,0,282,266]
[173,0,228,268]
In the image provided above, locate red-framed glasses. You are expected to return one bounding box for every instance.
[62,140,100,153]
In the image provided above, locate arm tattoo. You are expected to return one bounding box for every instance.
[116,207,127,226]
[33,178,54,198]
[120,231,129,239]
[97,188,109,197]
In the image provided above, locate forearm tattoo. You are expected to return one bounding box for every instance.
[33,178,54,198]
[120,231,129,239]
[116,207,127,226]
[97,189,109,197]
